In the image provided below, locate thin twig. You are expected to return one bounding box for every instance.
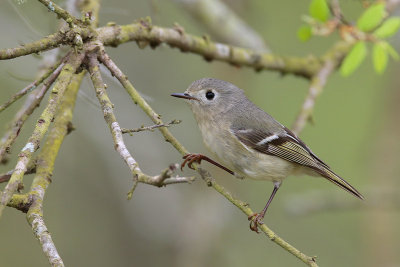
[0,59,65,113]
[291,60,335,135]
[0,60,67,163]
[127,164,196,199]
[121,119,181,134]
[290,41,352,134]
[88,52,192,198]
[98,48,318,267]
[0,162,37,183]
[98,50,188,155]
[0,51,85,218]
[37,0,80,26]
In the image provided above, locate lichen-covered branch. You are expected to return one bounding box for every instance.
[98,23,321,78]
[0,32,66,60]
[6,193,32,213]
[26,71,85,267]
[98,48,318,266]
[88,52,192,195]
[174,0,270,52]
[0,51,85,218]
[98,50,189,155]
[0,60,66,163]
[37,0,80,26]
[14,2,102,266]
[121,119,181,134]
[197,168,318,267]
[127,163,195,199]
[78,0,101,28]
[0,58,65,113]
[0,162,36,183]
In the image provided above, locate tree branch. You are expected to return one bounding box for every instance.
[197,168,318,266]
[98,22,321,79]
[25,70,85,267]
[0,32,66,60]
[121,119,181,134]
[37,0,81,26]
[7,193,33,213]
[0,59,66,163]
[88,52,192,197]
[0,57,65,113]
[0,51,85,218]
[0,161,36,183]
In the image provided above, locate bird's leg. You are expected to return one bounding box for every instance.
[181,153,234,175]
[248,181,281,233]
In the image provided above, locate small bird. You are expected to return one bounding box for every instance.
[171,78,363,232]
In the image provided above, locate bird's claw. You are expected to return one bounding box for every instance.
[181,153,203,171]
[248,213,264,233]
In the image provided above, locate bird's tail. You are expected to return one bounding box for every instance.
[317,166,364,200]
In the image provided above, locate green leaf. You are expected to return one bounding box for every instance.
[357,3,386,32]
[374,17,400,38]
[386,43,399,60]
[309,0,330,22]
[373,42,388,74]
[340,42,367,77]
[297,25,312,41]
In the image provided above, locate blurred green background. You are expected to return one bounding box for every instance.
[1,0,399,266]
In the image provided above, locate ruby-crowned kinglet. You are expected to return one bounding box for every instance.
[171,78,363,232]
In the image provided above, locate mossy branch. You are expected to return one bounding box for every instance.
[0,58,67,163]
[88,51,193,195]
[98,23,321,78]
[0,59,64,113]
[37,0,81,26]
[26,71,85,267]
[0,51,85,218]
[0,32,66,60]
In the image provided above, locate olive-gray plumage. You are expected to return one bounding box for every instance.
[172,78,363,231]
[174,78,363,198]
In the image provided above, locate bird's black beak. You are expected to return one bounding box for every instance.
[171,93,199,101]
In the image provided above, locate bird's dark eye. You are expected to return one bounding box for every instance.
[205,90,215,100]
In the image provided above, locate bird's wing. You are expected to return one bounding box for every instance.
[231,124,329,170]
[231,124,364,200]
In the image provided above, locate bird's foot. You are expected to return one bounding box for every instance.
[180,153,235,176]
[181,153,204,171]
[248,212,265,233]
